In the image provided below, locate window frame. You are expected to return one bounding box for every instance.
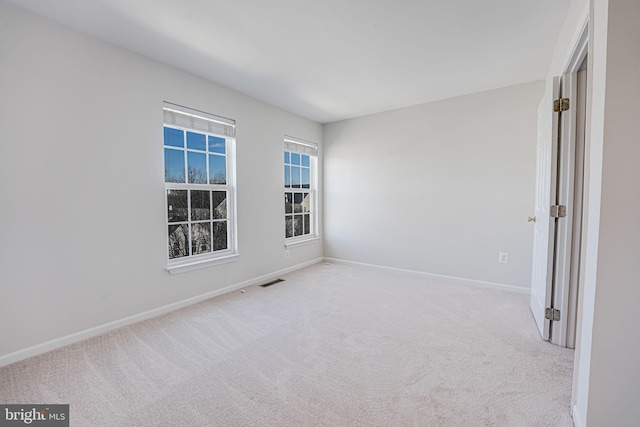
[284,136,319,246]
[163,103,238,274]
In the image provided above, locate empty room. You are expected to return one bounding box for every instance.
[0,0,638,426]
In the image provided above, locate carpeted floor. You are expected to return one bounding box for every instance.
[0,262,574,426]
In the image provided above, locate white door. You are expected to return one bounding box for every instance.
[530,77,560,340]
[550,71,579,347]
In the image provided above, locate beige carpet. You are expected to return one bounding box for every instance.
[0,262,574,426]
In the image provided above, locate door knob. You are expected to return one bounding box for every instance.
[528,216,537,223]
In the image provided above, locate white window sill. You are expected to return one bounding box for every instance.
[285,236,321,250]
[166,253,239,275]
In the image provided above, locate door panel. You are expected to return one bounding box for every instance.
[551,72,578,346]
[530,77,560,340]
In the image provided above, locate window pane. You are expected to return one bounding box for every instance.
[187,152,207,184]
[284,165,291,188]
[291,166,300,188]
[167,189,188,222]
[212,191,227,219]
[187,131,206,151]
[168,224,189,259]
[209,155,227,184]
[164,148,185,183]
[303,214,310,235]
[191,222,212,255]
[301,167,310,188]
[208,136,226,154]
[285,217,293,238]
[301,155,310,167]
[291,152,300,165]
[284,151,290,164]
[213,221,228,251]
[191,190,210,220]
[302,192,311,213]
[293,193,303,213]
[164,127,184,148]
[164,108,235,262]
[285,193,293,214]
[293,215,303,236]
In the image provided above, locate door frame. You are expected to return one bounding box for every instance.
[550,22,589,348]
[566,61,588,349]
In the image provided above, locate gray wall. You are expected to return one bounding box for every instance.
[0,4,322,360]
[323,82,543,288]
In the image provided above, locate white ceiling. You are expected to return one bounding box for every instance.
[8,0,571,124]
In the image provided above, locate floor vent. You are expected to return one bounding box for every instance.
[260,278,285,288]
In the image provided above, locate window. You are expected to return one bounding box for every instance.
[163,103,236,271]
[284,136,318,242]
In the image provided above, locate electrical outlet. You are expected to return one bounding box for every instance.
[498,252,509,263]
[285,250,291,259]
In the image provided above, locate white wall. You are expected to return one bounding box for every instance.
[548,0,640,425]
[584,0,640,424]
[0,4,322,363]
[323,82,543,288]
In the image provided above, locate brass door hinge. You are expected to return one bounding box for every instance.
[550,205,567,218]
[553,98,570,112]
[545,308,561,321]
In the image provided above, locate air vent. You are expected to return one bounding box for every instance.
[259,278,285,288]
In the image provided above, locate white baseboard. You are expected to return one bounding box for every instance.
[571,405,584,427]
[323,257,530,295]
[0,258,323,368]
